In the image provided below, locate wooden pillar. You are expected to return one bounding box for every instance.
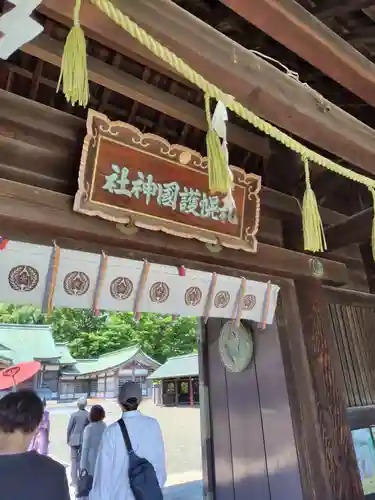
[175,379,179,406]
[189,377,193,407]
[132,361,136,382]
[104,373,107,397]
[294,277,363,500]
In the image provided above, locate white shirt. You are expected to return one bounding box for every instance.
[89,411,166,500]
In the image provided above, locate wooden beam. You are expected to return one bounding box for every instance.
[314,0,375,19]
[324,285,375,307]
[347,406,375,430]
[22,34,270,158]
[261,186,344,225]
[325,208,372,250]
[0,178,348,283]
[219,0,375,122]
[346,25,375,45]
[39,0,375,176]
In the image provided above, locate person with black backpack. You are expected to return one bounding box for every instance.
[89,382,166,500]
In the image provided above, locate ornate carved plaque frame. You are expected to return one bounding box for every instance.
[74,110,261,252]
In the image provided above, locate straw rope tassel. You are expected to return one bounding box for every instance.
[204,94,232,194]
[133,260,151,322]
[45,243,61,315]
[369,187,375,261]
[302,157,327,253]
[92,252,108,316]
[57,0,89,107]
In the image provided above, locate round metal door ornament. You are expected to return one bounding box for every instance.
[310,257,324,278]
[219,321,254,373]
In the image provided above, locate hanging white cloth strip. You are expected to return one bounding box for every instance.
[203,272,217,324]
[232,277,246,328]
[0,240,280,324]
[259,281,272,330]
[133,260,151,321]
[212,100,236,215]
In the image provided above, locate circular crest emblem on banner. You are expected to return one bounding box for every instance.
[184,286,202,306]
[110,277,133,300]
[219,321,254,373]
[8,265,39,292]
[243,294,256,311]
[63,271,90,296]
[214,291,230,308]
[149,282,170,303]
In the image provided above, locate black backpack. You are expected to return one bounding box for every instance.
[118,419,163,500]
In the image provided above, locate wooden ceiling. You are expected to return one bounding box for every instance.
[2,0,375,216]
[175,0,375,126]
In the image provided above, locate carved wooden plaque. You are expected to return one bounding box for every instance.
[74,110,261,252]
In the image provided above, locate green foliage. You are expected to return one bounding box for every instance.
[0,304,197,363]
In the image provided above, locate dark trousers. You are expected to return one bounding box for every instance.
[70,445,82,486]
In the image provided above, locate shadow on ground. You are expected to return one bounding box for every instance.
[163,480,203,500]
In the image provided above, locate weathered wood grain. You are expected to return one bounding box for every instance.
[295,278,363,500]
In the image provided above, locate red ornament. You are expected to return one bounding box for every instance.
[178,266,186,277]
[0,237,8,250]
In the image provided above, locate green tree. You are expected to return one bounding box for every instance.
[0,304,197,363]
[0,304,46,325]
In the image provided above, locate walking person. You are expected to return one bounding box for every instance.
[67,396,89,490]
[77,405,106,499]
[0,389,70,500]
[90,382,166,500]
[28,397,50,455]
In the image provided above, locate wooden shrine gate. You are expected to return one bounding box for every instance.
[4,1,375,499]
[0,80,367,500]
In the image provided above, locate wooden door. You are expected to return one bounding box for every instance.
[204,318,303,500]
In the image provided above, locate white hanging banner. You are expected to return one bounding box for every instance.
[0,240,280,324]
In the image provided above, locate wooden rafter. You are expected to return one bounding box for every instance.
[39,0,375,177]
[219,0,375,112]
[325,208,372,250]
[313,0,375,19]
[22,34,270,157]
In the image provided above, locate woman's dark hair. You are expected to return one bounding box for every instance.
[124,397,139,412]
[90,405,105,422]
[0,390,43,434]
